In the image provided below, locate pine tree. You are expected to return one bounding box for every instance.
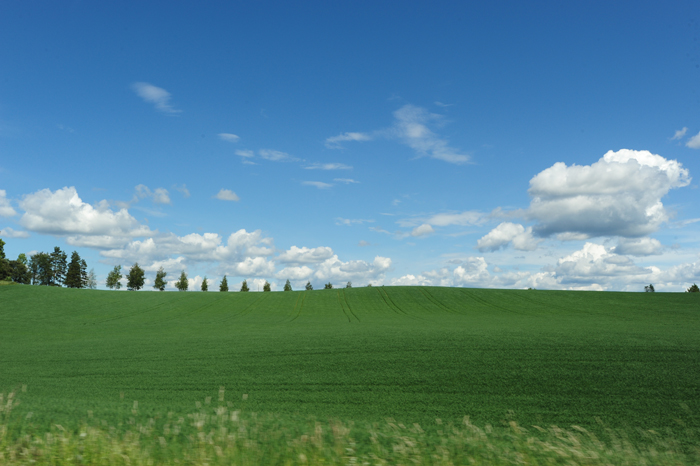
[240,280,250,292]
[201,277,209,292]
[153,267,167,291]
[176,270,188,291]
[263,280,271,292]
[106,265,122,289]
[305,281,313,291]
[219,275,229,292]
[64,251,83,288]
[687,283,699,293]
[126,263,145,291]
[283,279,292,291]
[50,247,67,286]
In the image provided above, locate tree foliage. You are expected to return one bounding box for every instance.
[153,267,167,291]
[283,279,292,291]
[127,263,145,291]
[87,268,97,289]
[688,283,699,293]
[29,253,53,286]
[106,265,122,290]
[645,284,655,293]
[64,251,84,288]
[324,282,333,289]
[263,280,271,292]
[240,280,249,292]
[49,247,67,287]
[219,275,229,292]
[201,277,208,292]
[305,281,313,291]
[176,270,188,291]
[346,281,352,288]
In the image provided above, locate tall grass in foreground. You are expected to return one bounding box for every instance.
[2,391,699,465]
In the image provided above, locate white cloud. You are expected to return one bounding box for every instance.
[686,131,700,149]
[134,184,171,204]
[214,189,240,202]
[19,187,152,247]
[613,237,663,256]
[0,227,29,238]
[434,101,454,108]
[302,181,333,189]
[278,246,334,265]
[554,243,650,287]
[235,149,255,158]
[325,132,373,149]
[313,255,391,284]
[0,190,17,217]
[275,265,314,281]
[392,105,470,164]
[259,149,296,161]
[398,210,484,228]
[218,133,240,142]
[333,178,359,184]
[358,240,371,247]
[477,222,540,252]
[173,184,191,198]
[131,82,181,114]
[304,163,352,170]
[336,218,374,226]
[527,149,690,238]
[671,127,688,140]
[411,223,434,237]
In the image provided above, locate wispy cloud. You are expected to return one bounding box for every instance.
[0,227,29,238]
[686,130,700,149]
[671,127,688,140]
[411,223,434,237]
[57,124,75,133]
[302,181,333,189]
[434,101,454,108]
[304,163,352,170]
[131,82,181,114]
[259,149,298,161]
[235,149,254,158]
[134,184,171,204]
[333,178,359,184]
[336,218,374,226]
[325,132,373,149]
[218,133,240,142]
[173,184,190,198]
[214,189,240,201]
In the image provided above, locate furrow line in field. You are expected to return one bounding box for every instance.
[290,292,306,322]
[343,290,360,322]
[383,288,426,321]
[459,289,524,314]
[420,288,457,314]
[216,294,268,323]
[336,291,352,322]
[375,287,401,315]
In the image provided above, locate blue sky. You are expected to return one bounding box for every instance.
[1,1,699,291]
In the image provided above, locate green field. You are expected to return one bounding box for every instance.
[1,284,699,435]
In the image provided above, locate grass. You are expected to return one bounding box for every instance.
[0,285,699,463]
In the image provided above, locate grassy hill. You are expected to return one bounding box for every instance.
[1,284,699,433]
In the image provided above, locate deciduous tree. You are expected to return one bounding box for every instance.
[87,269,97,289]
[176,270,188,291]
[106,265,122,289]
[219,275,229,292]
[324,282,333,289]
[263,280,271,292]
[305,281,313,291]
[688,283,699,293]
[127,263,145,291]
[346,281,352,288]
[153,267,167,291]
[645,284,655,292]
[29,253,53,286]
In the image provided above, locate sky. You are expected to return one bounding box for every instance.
[1,1,699,292]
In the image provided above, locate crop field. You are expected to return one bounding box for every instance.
[1,284,699,434]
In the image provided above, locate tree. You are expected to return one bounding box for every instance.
[176,270,188,291]
[49,247,67,286]
[240,280,250,292]
[305,281,313,291]
[153,267,167,291]
[687,283,699,293]
[9,260,30,284]
[17,253,27,266]
[645,284,655,292]
[0,238,5,259]
[126,263,145,291]
[0,258,11,281]
[64,251,84,288]
[80,259,88,288]
[324,282,333,289]
[29,252,53,286]
[283,279,292,291]
[346,281,352,288]
[106,265,122,289]
[87,269,97,289]
[263,280,271,292]
[201,277,209,292]
[219,275,229,292]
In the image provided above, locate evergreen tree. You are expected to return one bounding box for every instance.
[49,247,67,286]
[201,277,209,292]
[176,270,188,291]
[29,252,53,286]
[324,282,333,289]
[126,263,145,291]
[64,251,83,288]
[687,283,699,293]
[106,265,122,289]
[153,267,167,291]
[87,269,97,289]
[240,280,250,292]
[305,281,313,291]
[283,279,292,291]
[263,280,271,292]
[219,275,229,292]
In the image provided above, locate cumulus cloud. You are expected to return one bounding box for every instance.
[613,237,663,256]
[302,181,333,189]
[19,187,152,248]
[214,189,240,201]
[0,190,16,217]
[555,243,650,286]
[411,223,434,237]
[325,132,373,149]
[671,127,688,140]
[313,255,391,285]
[527,149,690,238]
[304,163,352,170]
[391,105,470,164]
[132,82,181,114]
[275,265,314,281]
[134,185,171,204]
[686,131,700,149]
[218,133,240,142]
[0,227,29,238]
[477,222,540,252]
[278,246,334,265]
